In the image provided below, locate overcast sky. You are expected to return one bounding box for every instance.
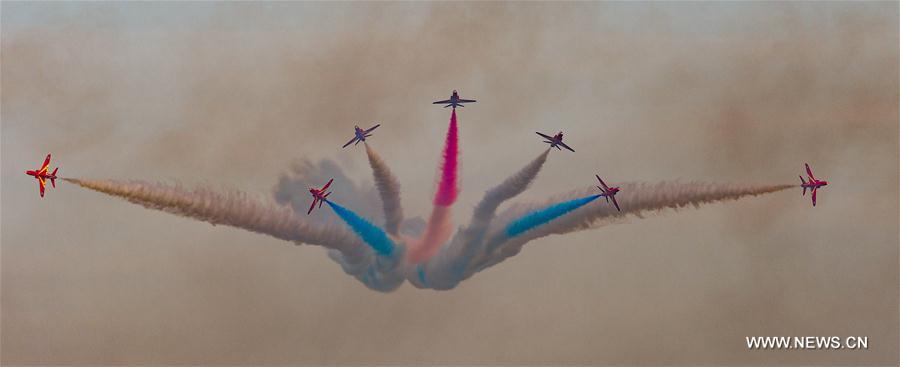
[2,2,897,365]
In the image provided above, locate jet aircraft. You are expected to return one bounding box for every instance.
[307,178,334,215]
[342,124,380,148]
[595,175,621,211]
[25,153,59,198]
[799,163,828,207]
[536,131,575,152]
[433,90,476,108]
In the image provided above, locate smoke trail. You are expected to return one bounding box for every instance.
[64,177,795,292]
[505,194,602,237]
[409,149,550,288]
[406,205,452,263]
[325,199,406,292]
[416,193,601,288]
[63,178,370,263]
[364,143,403,236]
[326,200,396,257]
[468,149,550,236]
[406,109,461,263]
[433,108,459,206]
[471,182,794,273]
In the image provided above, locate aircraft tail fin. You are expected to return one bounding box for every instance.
[319,192,331,208]
[800,175,807,195]
[49,167,58,188]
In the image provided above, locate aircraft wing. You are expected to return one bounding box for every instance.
[307,198,318,215]
[364,124,380,133]
[433,99,452,104]
[596,175,609,190]
[811,188,817,207]
[559,141,575,152]
[321,178,333,191]
[342,137,358,148]
[38,177,46,198]
[39,154,51,174]
[611,195,621,211]
[458,99,476,103]
[805,163,816,180]
[535,132,554,140]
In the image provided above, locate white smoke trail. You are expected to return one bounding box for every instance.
[410,149,550,289]
[468,181,795,274]
[63,178,371,265]
[364,143,404,236]
[63,178,795,292]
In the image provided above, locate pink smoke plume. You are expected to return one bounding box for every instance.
[433,108,459,206]
[408,109,460,263]
[406,205,453,263]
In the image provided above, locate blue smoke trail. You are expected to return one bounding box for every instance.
[505,194,602,238]
[327,200,396,256]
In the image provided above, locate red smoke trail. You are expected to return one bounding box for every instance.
[408,109,460,263]
[433,108,459,206]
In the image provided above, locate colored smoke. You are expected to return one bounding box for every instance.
[62,178,369,262]
[326,199,406,292]
[364,143,404,236]
[326,200,396,257]
[64,161,794,292]
[406,108,461,264]
[409,149,550,288]
[433,108,459,206]
[469,182,795,274]
[505,194,602,237]
[406,205,452,264]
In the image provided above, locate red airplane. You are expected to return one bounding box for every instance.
[433,90,476,109]
[307,178,334,215]
[799,163,828,207]
[536,131,575,152]
[25,153,59,198]
[595,175,621,211]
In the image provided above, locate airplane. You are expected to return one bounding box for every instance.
[595,175,621,211]
[432,90,476,108]
[799,163,828,207]
[536,131,575,152]
[307,178,334,215]
[25,153,59,198]
[342,123,380,148]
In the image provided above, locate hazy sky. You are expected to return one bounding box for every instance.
[2,2,897,365]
